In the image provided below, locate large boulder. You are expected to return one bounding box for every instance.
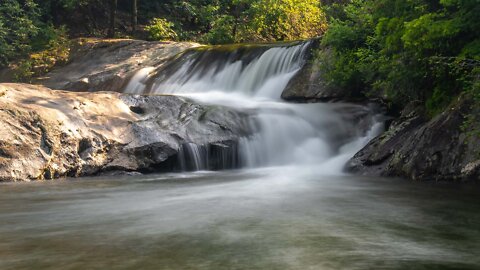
[347,96,480,181]
[0,83,251,181]
[35,39,200,92]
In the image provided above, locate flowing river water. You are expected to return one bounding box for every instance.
[125,41,384,171]
[1,42,479,269]
[1,171,479,269]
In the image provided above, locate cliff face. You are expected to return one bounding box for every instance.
[0,84,251,181]
[347,96,480,181]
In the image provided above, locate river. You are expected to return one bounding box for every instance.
[1,169,479,269]
[1,41,479,269]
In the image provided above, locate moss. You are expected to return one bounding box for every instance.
[193,40,307,52]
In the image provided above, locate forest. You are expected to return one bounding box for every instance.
[0,0,479,117]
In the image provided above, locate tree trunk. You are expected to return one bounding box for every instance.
[132,0,138,35]
[107,0,117,38]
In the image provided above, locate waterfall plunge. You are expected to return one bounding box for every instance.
[124,41,383,174]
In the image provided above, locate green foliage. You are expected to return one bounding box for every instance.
[145,18,178,41]
[201,15,236,44]
[0,0,40,66]
[13,25,71,82]
[0,0,76,70]
[0,0,328,64]
[319,0,480,116]
[165,0,327,44]
[248,0,327,42]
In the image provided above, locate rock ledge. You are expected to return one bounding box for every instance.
[0,83,250,181]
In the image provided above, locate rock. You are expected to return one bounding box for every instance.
[281,47,368,103]
[35,39,200,92]
[347,96,480,181]
[0,83,251,182]
[0,68,15,83]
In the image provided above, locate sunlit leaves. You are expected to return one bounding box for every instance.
[319,0,480,116]
[0,0,40,66]
[145,18,178,41]
[249,0,327,41]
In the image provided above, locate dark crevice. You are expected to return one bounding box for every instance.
[77,138,91,155]
[129,106,146,114]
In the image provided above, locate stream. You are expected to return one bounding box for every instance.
[1,41,479,270]
[1,170,479,269]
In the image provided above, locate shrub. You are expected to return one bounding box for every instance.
[0,0,40,67]
[13,25,71,82]
[249,0,327,41]
[145,18,178,41]
[201,15,236,45]
[319,0,480,116]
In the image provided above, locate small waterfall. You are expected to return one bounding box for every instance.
[124,67,155,94]
[126,41,311,99]
[178,143,207,171]
[125,41,383,174]
[177,142,240,171]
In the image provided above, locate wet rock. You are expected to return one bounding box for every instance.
[34,39,200,92]
[0,83,251,181]
[347,96,480,181]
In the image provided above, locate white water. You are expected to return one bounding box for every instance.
[178,143,208,171]
[124,42,384,174]
[124,67,155,94]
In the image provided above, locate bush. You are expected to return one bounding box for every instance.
[13,25,71,82]
[319,0,480,116]
[145,18,178,41]
[201,15,236,45]
[0,0,40,67]
[249,0,327,41]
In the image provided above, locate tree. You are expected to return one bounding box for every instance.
[131,0,137,34]
[107,0,117,38]
[248,0,327,41]
[202,0,327,44]
[0,0,40,66]
[145,18,177,41]
[319,0,480,115]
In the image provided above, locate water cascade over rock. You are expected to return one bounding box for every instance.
[124,41,384,174]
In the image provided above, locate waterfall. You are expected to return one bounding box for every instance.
[178,143,207,171]
[177,142,240,171]
[124,41,383,173]
[151,43,309,98]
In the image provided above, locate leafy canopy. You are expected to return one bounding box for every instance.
[320,0,480,115]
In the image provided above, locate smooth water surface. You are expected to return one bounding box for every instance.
[1,168,479,270]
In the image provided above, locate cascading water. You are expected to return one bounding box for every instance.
[124,41,384,174]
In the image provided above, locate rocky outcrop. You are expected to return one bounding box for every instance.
[282,57,341,102]
[0,83,251,181]
[347,96,480,181]
[35,39,200,92]
[281,48,367,103]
